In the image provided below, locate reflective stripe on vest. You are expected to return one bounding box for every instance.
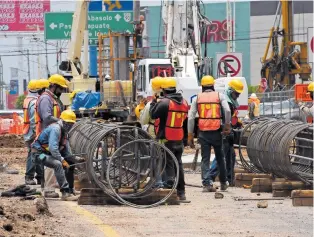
[154,99,189,141]
[33,123,66,153]
[35,91,62,136]
[197,92,222,131]
[23,96,37,135]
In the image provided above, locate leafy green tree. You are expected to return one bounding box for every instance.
[15,94,26,109]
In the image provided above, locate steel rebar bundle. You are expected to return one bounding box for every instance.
[239,118,313,184]
[69,119,179,208]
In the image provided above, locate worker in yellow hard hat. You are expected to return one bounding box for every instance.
[188,75,231,192]
[23,79,44,186]
[36,79,49,96]
[31,110,80,201]
[297,82,314,123]
[248,93,260,120]
[35,74,68,136]
[207,78,245,188]
[150,77,189,201]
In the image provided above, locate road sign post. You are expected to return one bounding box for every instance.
[44,11,133,43]
[216,52,243,77]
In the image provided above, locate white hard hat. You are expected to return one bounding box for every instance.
[105,74,111,79]
[250,93,257,99]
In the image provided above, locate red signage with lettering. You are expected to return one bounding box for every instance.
[0,0,50,32]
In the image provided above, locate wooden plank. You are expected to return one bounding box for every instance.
[292,197,313,207]
[272,181,305,190]
[272,190,291,197]
[235,173,272,181]
[291,190,313,198]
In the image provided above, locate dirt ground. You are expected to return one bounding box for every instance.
[0,141,312,237]
[0,135,25,148]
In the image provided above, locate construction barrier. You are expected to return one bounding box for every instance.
[0,113,23,135]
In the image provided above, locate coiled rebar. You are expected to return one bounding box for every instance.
[239,118,313,184]
[69,119,179,208]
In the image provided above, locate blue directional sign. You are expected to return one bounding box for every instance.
[88,0,133,12]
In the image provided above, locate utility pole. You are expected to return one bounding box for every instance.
[26,49,31,82]
[45,40,49,77]
[56,41,59,73]
[0,57,4,109]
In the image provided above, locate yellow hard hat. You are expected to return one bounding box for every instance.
[307,82,314,92]
[69,89,81,100]
[28,80,39,91]
[60,110,76,123]
[228,79,244,94]
[151,77,163,92]
[135,102,145,119]
[161,78,176,89]
[48,74,68,88]
[201,75,215,86]
[37,79,49,89]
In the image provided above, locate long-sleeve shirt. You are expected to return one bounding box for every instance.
[23,92,38,142]
[32,121,71,162]
[140,101,156,138]
[298,102,314,118]
[188,90,231,133]
[37,90,64,130]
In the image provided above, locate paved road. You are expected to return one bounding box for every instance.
[47,174,313,237]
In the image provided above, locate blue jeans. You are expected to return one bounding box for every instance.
[209,136,236,184]
[25,140,44,181]
[199,130,227,186]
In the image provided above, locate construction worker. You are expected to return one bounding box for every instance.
[135,15,145,48]
[150,78,189,200]
[187,75,231,192]
[31,110,78,201]
[23,80,43,185]
[297,82,314,123]
[139,77,164,138]
[208,79,244,186]
[248,93,260,120]
[35,74,67,136]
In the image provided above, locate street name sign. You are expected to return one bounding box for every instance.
[44,11,133,41]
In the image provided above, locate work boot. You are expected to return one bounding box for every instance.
[177,192,186,201]
[69,188,80,195]
[44,191,59,198]
[220,181,229,191]
[25,178,36,185]
[202,185,216,192]
[36,179,41,185]
[61,192,79,201]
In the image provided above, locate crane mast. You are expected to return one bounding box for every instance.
[162,0,205,78]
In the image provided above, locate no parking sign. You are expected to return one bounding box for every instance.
[216,53,243,77]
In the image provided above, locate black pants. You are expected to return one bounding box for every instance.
[164,141,185,194]
[65,159,75,190]
[198,130,227,186]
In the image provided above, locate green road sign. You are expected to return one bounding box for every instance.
[44,11,133,41]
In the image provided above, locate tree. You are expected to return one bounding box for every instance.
[15,94,26,109]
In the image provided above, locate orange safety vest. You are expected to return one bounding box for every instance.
[35,91,62,136]
[197,92,222,131]
[33,123,67,153]
[154,99,189,141]
[23,96,37,135]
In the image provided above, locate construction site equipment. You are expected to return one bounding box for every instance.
[239,118,313,185]
[261,0,312,91]
[68,119,179,208]
[58,0,95,91]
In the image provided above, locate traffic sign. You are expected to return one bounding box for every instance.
[44,11,133,41]
[308,27,313,63]
[216,53,242,77]
[295,84,312,102]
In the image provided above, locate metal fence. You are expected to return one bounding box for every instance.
[254,90,309,122]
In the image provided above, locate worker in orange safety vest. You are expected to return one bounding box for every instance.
[35,74,67,136]
[297,82,314,123]
[23,79,49,185]
[149,78,189,201]
[187,75,231,192]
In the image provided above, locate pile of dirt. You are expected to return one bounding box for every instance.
[0,197,55,237]
[0,134,25,148]
[0,148,27,171]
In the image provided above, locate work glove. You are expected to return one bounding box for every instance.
[222,124,231,136]
[188,133,195,149]
[61,159,70,169]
